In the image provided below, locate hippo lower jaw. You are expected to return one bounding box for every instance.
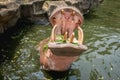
[39,39,87,71]
[40,49,79,71]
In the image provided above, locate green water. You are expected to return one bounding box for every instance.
[0,0,120,80]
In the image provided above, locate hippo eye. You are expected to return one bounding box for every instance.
[53,17,56,20]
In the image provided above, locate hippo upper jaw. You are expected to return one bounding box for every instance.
[49,7,84,37]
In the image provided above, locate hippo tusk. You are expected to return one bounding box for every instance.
[69,32,75,43]
[50,25,57,42]
[78,26,83,44]
[64,32,68,41]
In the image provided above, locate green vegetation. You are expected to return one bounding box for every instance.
[43,44,48,52]
[55,35,66,44]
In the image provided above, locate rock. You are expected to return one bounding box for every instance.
[0,1,20,33]
[0,0,103,33]
[18,0,48,25]
[42,1,68,17]
[43,0,103,16]
[64,0,103,14]
[18,0,45,17]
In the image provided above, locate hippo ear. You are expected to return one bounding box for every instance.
[78,26,83,44]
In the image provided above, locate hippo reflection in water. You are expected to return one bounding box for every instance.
[36,6,87,72]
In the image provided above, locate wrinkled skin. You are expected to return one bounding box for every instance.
[38,7,85,71]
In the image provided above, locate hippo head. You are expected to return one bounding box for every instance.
[49,7,84,44]
[37,7,87,71]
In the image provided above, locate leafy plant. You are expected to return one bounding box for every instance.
[43,44,48,52]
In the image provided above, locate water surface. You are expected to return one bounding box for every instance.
[0,0,120,80]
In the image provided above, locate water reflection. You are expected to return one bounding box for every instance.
[77,24,120,80]
[0,0,120,80]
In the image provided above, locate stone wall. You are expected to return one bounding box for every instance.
[0,0,103,33]
[0,1,20,33]
[43,0,103,16]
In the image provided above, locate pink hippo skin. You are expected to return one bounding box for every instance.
[37,7,85,71]
[50,7,83,37]
[38,38,79,71]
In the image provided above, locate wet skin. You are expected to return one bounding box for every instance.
[50,7,83,37]
[38,7,85,71]
[38,38,79,71]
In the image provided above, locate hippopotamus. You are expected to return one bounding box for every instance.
[36,6,87,71]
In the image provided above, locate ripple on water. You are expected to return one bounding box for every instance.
[0,24,120,80]
[73,25,120,80]
[1,0,120,79]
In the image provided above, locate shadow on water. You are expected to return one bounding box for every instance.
[42,69,70,79]
[0,19,34,61]
[84,10,101,20]
[0,19,33,79]
[0,21,22,62]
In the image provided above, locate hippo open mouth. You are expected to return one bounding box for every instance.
[50,7,83,40]
[36,6,87,71]
[48,7,87,56]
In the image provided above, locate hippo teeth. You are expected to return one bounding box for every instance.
[50,25,83,44]
[78,26,83,44]
[69,32,75,43]
[61,9,64,14]
[50,25,57,42]
[64,32,68,41]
